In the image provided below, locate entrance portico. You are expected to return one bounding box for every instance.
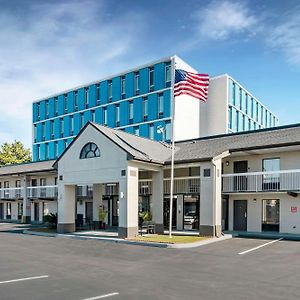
[54,122,167,238]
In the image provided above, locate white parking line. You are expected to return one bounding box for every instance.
[238,238,283,255]
[82,292,119,300]
[0,275,49,284]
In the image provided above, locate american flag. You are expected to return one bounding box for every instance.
[174,69,209,102]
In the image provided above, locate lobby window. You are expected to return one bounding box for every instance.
[96,84,100,105]
[149,124,154,139]
[269,113,272,127]
[248,118,251,131]
[165,61,171,86]
[37,103,40,121]
[64,139,68,150]
[134,126,139,135]
[134,72,140,95]
[149,67,154,92]
[121,76,126,99]
[158,93,164,118]
[91,110,95,123]
[84,88,89,108]
[45,143,49,160]
[42,123,45,141]
[250,98,254,118]
[60,118,64,137]
[64,94,68,113]
[242,114,245,131]
[245,94,248,114]
[69,116,74,135]
[45,100,49,117]
[142,97,148,121]
[261,106,264,125]
[103,108,107,125]
[115,105,120,126]
[129,101,133,124]
[265,110,269,127]
[74,91,78,111]
[256,102,259,122]
[50,120,54,139]
[54,97,58,116]
[165,122,171,141]
[80,142,100,159]
[262,199,280,232]
[108,80,112,102]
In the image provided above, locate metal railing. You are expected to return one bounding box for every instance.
[27,185,58,199]
[139,180,152,195]
[163,177,201,194]
[76,185,93,198]
[0,187,23,199]
[222,169,300,193]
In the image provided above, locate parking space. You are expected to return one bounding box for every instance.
[0,228,300,300]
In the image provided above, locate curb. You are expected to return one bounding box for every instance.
[23,229,232,249]
[23,229,57,237]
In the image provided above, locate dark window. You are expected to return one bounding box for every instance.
[203,168,211,177]
[80,143,100,159]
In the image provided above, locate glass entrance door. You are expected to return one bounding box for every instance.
[262,199,280,232]
[163,198,177,229]
[183,195,199,230]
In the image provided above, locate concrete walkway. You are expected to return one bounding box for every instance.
[226,230,300,241]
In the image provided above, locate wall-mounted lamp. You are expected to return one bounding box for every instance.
[226,161,230,166]
[253,198,257,203]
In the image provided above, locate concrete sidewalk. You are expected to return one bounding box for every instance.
[226,231,300,241]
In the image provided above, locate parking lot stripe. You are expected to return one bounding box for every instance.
[238,238,283,255]
[0,275,49,284]
[81,292,119,300]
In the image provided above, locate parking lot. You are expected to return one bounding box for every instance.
[0,225,299,300]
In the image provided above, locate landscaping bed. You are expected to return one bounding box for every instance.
[129,234,209,244]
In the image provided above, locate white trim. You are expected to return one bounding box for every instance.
[33,55,175,103]
[33,87,171,125]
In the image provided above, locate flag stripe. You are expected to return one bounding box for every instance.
[174,69,209,102]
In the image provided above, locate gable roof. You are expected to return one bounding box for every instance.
[0,160,56,176]
[53,122,174,167]
[171,123,300,164]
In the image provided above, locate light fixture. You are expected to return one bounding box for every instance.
[226,161,230,166]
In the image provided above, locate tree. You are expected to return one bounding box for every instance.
[0,141,31,166]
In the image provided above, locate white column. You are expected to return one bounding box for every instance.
[151,170,164,233]
[39,202,44,222]
[57,184,76,233]
[200,160,222,237]
[118,165,139,238]
[93,183,103,229]
[22,175,31,223]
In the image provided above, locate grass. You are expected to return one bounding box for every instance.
[129,234,209,244]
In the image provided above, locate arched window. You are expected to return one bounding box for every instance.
[80,143,100,159]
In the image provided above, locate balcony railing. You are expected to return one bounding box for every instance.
[76,185,93,198]
[0,188,23,200]
[222,170,300,193]
[164,177,201,194]
[27,185,58,199]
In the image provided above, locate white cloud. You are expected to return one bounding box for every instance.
[193,1,257,41]
[267,11,300,67]
[0,0,147,149]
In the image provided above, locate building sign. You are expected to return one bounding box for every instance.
[291,206,297,213]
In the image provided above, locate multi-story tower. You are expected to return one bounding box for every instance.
[200,75,279,137]
[32,56,279,161]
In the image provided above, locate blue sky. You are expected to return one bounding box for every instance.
[0,0,300,149]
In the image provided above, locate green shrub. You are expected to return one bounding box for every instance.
[43,213,57,229]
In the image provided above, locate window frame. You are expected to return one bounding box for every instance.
[80,142,101,159]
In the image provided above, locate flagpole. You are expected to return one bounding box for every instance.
[169,56,176,238]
